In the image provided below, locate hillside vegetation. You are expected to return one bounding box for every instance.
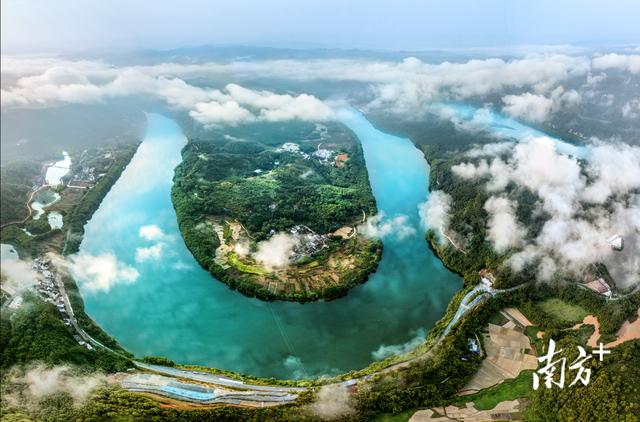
[172,121,382,302]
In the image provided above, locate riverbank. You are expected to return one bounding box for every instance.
[0,143,140,258]
[62,142,140,254]
[0,143,142,380]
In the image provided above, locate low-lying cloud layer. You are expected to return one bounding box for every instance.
[308,384,355,420]
[252,233,300,269]
[0,259,40,295]
[502,86,581,123]
[2,51,639,126]
[371,328,426,360]
[419,190,452,242]
[1,63,336,127]
[5,365,106,410]
[483,196,527,253]
[69,252,139,293]
[451,137,640,287]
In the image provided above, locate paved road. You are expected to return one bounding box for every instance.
[441,284,492,337]
[54,270,121,355]
[123,384,298,405]
[133,362,307,393]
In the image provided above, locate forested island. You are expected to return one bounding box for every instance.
[172,121,382,302]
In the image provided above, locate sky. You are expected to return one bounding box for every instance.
[2,0,640,54]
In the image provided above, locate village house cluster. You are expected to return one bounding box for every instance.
[32,257,94,350]
[276,142,349,167]
[277,142,311,159]
[71,165,97,183]
[288,225,328,261]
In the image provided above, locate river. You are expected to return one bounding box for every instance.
[440,103,589,159]
[45,151,72,186]
[75,111,461,379]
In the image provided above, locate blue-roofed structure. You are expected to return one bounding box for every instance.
[161,382,216,401]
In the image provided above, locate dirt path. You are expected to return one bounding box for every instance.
[440,226,467,255]
[0,184,51,229]
[570,308,640,348]
[1,161,53,229]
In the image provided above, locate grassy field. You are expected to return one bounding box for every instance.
[374,371,534,421]
[488,311,509,326]
[227,253,268,275]
[455,370,534,410]
[538,298,588,324]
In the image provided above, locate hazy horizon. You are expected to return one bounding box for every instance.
[2,0,639,55]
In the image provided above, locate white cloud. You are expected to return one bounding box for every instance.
[4,52,630,124]
[451,159,490,179]
[484,196,527,253]
[371,328,426,360]
[585,72,607,86]
[189,84,335,126]
[1,66,105,107]
[0,259,40,295]
[171,261,193,271]
[465,142,515,158]
[511,137,585,216]
[368,54,590,116]
[189,99,255,127]
[2,52,638,126]
[309,384,355,420]
[234,240,251,257]
[136,224,170,263]
[581,142,640,203]
[135,244,164,262]
[283,355,307,380]
[502,92,554,123]
[592,53,640,74]
[70,253,139,293]
[253,233,300,269]
[418,191,452,241]
[461,136,640,287]
[622,98,640,119]
[502,86,581,123]
[138,224,165,241]
[105,68,230,110]
[7,365,106,409]
[357,213,416,240]
[484,158,513,192]
[226,83,335,122]
[1,63,335,126]
[452,158,513,194]
[1,57,115,78]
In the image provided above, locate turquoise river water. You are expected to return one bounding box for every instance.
[76,106,584,379]
[76,110,461,379]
